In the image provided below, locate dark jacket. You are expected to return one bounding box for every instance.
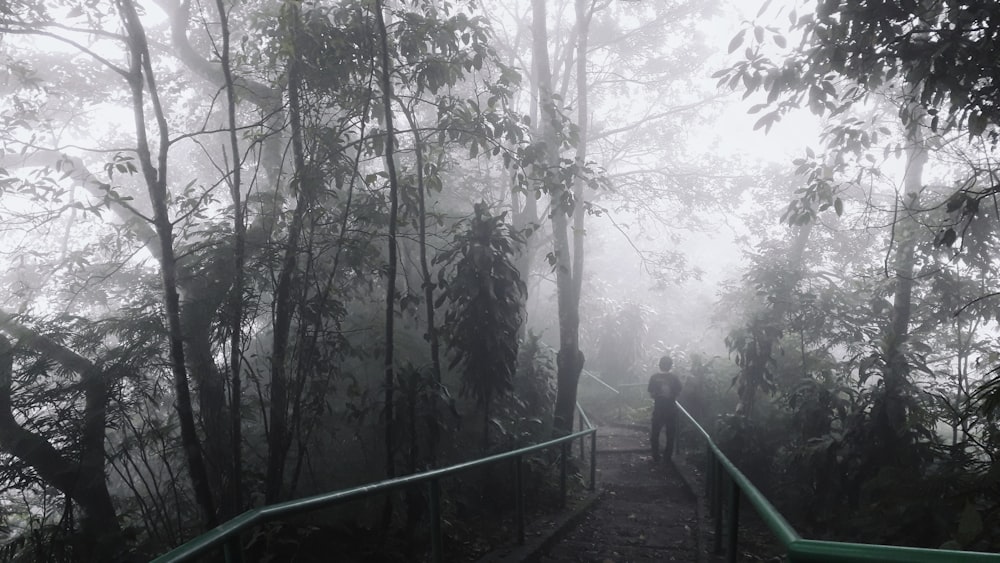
[648,371,682,409]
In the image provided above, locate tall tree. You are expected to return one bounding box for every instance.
[116,0,218,528]
[530,0,586,433]
[213,0,247,516]
[375,0,403,488]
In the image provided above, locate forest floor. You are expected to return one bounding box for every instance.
[477,421,784,563]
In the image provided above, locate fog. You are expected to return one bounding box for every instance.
[2,0,999,559]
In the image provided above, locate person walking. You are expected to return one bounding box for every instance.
[648,355,682,462]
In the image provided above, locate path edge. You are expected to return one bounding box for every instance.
[672,449,711,563]
[473,490,603,563]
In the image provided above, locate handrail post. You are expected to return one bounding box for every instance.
[560,441,568,507]
[705,446,715,514]
[706,445,715,517]
[711,456,722,520]
[713,465,724,554]
[515,454,525,545]
[589,430,596,491]
[726,476,739,563]
[223,537,243,563]
[429,478,443,562]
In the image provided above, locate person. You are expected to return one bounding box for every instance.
[648,355,682,462]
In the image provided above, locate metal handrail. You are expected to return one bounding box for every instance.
[152,404,598,563]
[582,369,620,394]
[677,403,1000,562]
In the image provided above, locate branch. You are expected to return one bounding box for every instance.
[0,27,130,78]
[953,291,1000,317]
[589,97,721,141]
[0,310,97,375]
[1,150,161,259]
[151,0,280,110]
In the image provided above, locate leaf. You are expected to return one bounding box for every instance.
[728,29,747,54]
[753,112,774,131]
[945,193,965,212]
[773,34,787,48]
[968,113,987,137]
[935,228,957,247]
[834,197,843,216]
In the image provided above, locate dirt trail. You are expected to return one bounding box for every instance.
[535,424,702,562]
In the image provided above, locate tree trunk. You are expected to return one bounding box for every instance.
[375,0,402,500]
[215,0,247,516]
[533,0,588,434]
[265,0,312,504]
[117,0,217,528]
[877,124,926,462]
[0,334,120,558]
[399,103,443,468]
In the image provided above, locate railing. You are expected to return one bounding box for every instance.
[152,405,597,563]
[678,403,1000,563]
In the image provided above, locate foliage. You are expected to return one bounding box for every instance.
[712,203,1000,550]
[491,331,557,448]
[723,0,1000,138]
[435,203,526,444]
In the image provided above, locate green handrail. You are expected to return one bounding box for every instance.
[152,406,597,563]
[675,403,1000,562]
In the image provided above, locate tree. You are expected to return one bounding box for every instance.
[717,0,1000,413]
[0,330,121,559]
[708,3,1000,546]
[117,0,219,528]
[213,0,248,517]
[0,0,509,541]
[436,203,526,447]
[528,0,586,435]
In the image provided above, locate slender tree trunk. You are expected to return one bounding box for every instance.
[571,0,589,302]
[399,104,442,468]
[375,0,401,494]
[512,175,539,341]
[266,0,312,504]
[878,124,926,461]
[886,133,926,374]
[215,0,246,516]
[513,28,542,340]
[117,0,218,528]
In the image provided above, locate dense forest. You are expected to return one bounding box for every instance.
[0,0,998,560]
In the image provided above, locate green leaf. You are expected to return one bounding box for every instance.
[834,197,843,216]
